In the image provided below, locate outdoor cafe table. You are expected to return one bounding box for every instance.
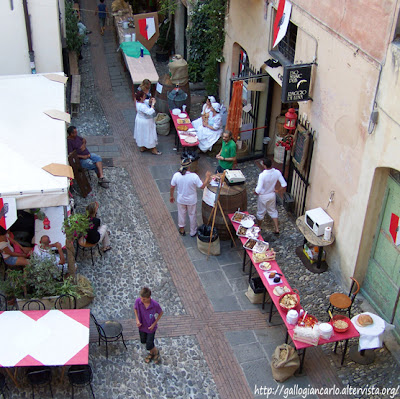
[229,213,359,372]
[170,111,199,152]
[0,309,90,386]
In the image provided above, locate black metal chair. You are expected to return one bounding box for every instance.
[54,294,77,310]
[91,313,127,359]
[26,366,53,399]
[22,299,46,311]
[327,277,360,318]
[75,237,102,266]
[68,364,95,398]
[0,294,7,311]
[0,372,10,399]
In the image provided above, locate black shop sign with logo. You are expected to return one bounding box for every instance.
[281,64,312,103]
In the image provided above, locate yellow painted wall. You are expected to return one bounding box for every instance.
[221,0,400,285]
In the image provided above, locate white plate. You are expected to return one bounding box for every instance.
[184,136,197,144]
[259,261,271,271]
[172,108,181,115]
[263,270,282,286]
[241,219,254,228]
[188,128,196,132]
[179,113,187,118]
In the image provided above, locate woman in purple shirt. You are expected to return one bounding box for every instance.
[134,287,163,364]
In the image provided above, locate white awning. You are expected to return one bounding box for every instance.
[0,73,69,209]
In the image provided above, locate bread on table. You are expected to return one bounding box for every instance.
[357,314,373,327]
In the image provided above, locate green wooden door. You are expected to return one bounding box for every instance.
[362,174,400,340]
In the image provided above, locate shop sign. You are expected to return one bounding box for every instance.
[281,64,312,103]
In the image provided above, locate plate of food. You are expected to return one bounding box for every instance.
[259,261,271,271]
[298,314,318,328]
[252,241,269,253]
[184,136,198,144]
[252,249,276,263]
[236,225,249,237]
[178,113,187,118]
[273,285,290,296]
[177,118,191,124]
[264,270,283,285]
[243,238,257,251]
[231,211,246,223]
[355,314,374,328]
[177,125,188,131]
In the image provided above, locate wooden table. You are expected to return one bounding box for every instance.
[169,111,199,151]
[229,213,359,373]
[0,309,90,386]
[296,216,335,273]
[114,14,159,97]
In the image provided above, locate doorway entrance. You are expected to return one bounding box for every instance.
[362,170,400,341]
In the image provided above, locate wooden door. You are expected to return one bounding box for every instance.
[362,173,400,340]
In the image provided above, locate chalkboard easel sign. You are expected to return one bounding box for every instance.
[291,125,310,172]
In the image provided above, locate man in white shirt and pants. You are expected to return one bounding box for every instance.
[170,159,211,237]
[255,158,287,234]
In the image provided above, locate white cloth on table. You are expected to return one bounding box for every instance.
[351,312,386,351]
[170,171,203,205]
[255,168,287,219]
[192,113,223,152]
[134,102,158,149]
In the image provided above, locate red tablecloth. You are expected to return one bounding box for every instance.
[170,111,199,147]
[229,213,359,350]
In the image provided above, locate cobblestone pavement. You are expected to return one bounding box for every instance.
[4,1,400,398]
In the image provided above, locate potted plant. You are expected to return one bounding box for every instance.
[62,212,90,278]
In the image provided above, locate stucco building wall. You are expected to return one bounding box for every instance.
[220,0,400,285]
[0,1,63,75]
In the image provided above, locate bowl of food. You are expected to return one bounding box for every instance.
[298,314,318,328]
[331,315,351,333]
[279,290,300,312]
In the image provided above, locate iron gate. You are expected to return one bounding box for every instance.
[286,116,315,217]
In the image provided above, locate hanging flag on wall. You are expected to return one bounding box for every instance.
[389,213,400,246]
[133,12,159,51]
[138,17,156,40]
[272,0,292,48]
[0,197,17,230]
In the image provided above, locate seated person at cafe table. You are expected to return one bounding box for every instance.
[0,227,31,267]
[85,202,111,252]
[192,102,223,152]
[67,125,109,188]
[33,235,67,273]
[215,130,237,173]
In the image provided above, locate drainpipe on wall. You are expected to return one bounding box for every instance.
[23,0,36,74]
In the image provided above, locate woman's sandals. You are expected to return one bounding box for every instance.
[144,350,161,364]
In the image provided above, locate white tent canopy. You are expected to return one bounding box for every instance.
[0,74,69,209]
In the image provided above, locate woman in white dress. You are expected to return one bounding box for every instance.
[192,96,216,131]
[195,102,223,152]
[134,90,162,155]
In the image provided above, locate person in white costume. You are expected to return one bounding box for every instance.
[192,102,223,152]
[170,159,211,237]
[255,158,287,234]
[134,90,162,155]
[192,95,217,130]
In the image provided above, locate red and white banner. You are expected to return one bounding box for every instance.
[272,0,292,48]
[138,17,156,41]
[389,213,400,246]
[0,197,17,230]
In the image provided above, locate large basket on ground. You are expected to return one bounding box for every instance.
[155,113,170,135]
